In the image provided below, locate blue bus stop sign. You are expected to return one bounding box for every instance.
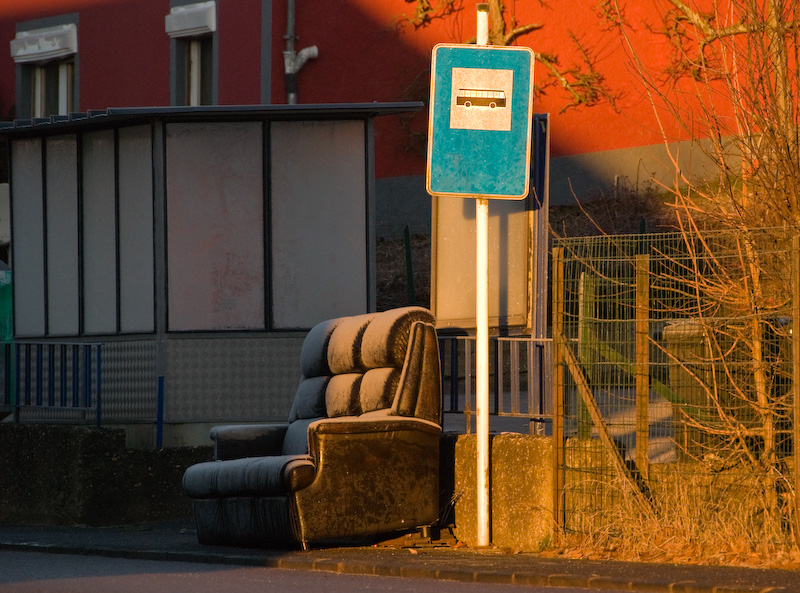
[426,44,534,200]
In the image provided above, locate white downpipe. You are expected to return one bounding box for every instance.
[283,0,318,104]
[475,2,490,549]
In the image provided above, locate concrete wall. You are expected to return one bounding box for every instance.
[375,137,723,241]
[550,137,723,206]
[0,424,211,526]
[1,424,555,550]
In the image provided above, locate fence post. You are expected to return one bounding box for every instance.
[792,234,800,546]
[95,345,102,428]
[577,272,595,440]
[635,253,650,482]
[552,247,565,534]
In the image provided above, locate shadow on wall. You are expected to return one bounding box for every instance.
[549,137,725,207]
[375,137,716,240]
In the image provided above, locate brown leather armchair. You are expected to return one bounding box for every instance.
[183,306,442,548]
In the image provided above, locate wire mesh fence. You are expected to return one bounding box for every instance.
[552,228,798,551]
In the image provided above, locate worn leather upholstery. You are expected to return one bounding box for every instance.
[183,306,442,548]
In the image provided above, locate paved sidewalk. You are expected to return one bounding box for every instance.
[0,521,798,592]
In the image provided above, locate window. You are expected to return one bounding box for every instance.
[30,60,74,118]
[11,19,78,119]
[166,1,217,106]
[184,36,213,106]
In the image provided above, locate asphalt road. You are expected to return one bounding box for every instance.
[0,550,600,593]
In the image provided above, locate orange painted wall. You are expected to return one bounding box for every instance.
[273,0,697,177]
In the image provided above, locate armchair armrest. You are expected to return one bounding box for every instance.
[309,413,441,437]
[296,411,441,543]
[210,423,289,460]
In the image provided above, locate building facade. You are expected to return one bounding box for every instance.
[1,0,711,220]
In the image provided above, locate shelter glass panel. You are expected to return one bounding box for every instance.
[269,120,367,329]
[118,125,155,333]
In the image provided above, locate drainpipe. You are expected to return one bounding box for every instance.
[283,0,318,104]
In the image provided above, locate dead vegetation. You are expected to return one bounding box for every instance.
[542,471,800,569]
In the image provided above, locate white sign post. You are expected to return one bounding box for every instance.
[426,3,534,547]
[474,2,491,550]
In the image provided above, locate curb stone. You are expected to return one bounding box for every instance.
[0,529,793,593]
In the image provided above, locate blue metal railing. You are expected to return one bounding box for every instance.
[2,342,103,426]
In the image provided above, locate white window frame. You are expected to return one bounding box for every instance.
[165,1,216,38]
[30,61,74,118]
[166,1,217,107]
[11,21,77,118]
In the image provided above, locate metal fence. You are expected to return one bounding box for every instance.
[1,341,103,426]
[438,336,552,433]
[552,229,798,549]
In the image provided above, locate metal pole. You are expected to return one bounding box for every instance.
[792,234,800,546]
[475,1,491,548]
[157,376,165,450]
[552,247,565,534]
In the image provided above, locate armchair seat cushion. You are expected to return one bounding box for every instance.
[184,455,316,499]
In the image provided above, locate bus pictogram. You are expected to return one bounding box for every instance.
[455,88,507,109]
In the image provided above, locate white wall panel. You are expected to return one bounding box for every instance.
[82,130,118,334]
[11,138,45,337]
[166,122,264,331]
[45,135,79,336]
[270,120,367,329]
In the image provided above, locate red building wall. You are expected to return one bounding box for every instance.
[217,0,261,105]
[80,0,170,109]
[0,0,703,184]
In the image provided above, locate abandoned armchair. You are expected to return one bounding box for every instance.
[182,306,442,548]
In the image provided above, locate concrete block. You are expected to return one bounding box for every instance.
[451,433,481,545]
[491,433,553,551]
[448,433,553,551]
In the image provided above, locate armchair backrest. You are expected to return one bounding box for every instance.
[287,307,441,426]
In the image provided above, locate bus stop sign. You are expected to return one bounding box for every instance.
[426,44,534,200]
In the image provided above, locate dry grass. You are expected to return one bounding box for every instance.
[546,467,800,569]
[541,532,800,569]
